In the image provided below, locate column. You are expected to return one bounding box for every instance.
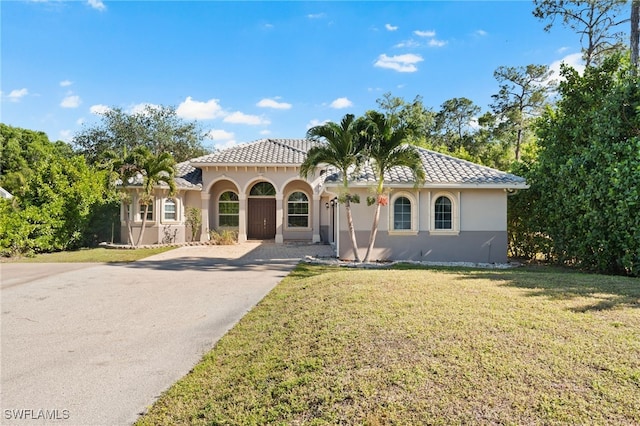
[238,193,247,243]
[200,193,210,242]
[275,194,284,244]
[312,194,321,243]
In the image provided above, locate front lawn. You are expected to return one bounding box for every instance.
[137,264,640,425]
[1,246,175,263]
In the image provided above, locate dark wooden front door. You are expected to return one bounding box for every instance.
[248,198,276,239]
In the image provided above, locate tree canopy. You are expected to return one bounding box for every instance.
[73,105,208,164]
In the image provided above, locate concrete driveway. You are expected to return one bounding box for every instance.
[0,242,333,426]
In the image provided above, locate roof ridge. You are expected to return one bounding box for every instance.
[268,138,311,156]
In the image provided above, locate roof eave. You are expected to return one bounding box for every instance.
[324,182,529,190]
[190,162,302,168]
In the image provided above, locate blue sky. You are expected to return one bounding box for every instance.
[2,1,599,151]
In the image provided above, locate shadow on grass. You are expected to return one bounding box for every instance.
[460,267,640,312]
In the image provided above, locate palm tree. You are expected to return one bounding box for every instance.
[300,114,366,262]
[99,147,140,246]
[360,111,426,263]
[135,147,176,247]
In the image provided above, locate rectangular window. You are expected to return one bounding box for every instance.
[287,196,309,228]
[139,202,153,221]
[164,199,176,221]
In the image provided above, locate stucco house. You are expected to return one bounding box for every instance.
[120,138,528,263]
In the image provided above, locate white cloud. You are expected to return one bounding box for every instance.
[557,46,569,54]
[307,119,330,129]
[60,80,73,87]
[7,88,28,102]
[549,52,585,80]
[307,13,326,19]
[87,0,106,11]
[260,129,271,135]
[475,29,488,37]
[59,130,73,142]
[90,104,111,115]
[76,118,85,126]
[385,23,398,31]
[330,97,353,109]
[223,111,270,125]
[394,39,420,49]
[212,140,240,151]
[374,53,423,73]
[428,39,447,47]
[414,30,436,38]
[176,96,225,120]
[205,129,235,141]
[129,103,162,115]
[257,98,292,110]
[61,94,81,108]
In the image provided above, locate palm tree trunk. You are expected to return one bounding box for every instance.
[344,198,361,262]
[125,204,133,245]
[363,201,382,263]
[135,204,149,247]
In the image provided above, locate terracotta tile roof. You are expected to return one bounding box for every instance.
[181,139,526,188]
[325,147,527,186]
[190,138,318,165]
[118,161,202,190]
[173,161,202,189]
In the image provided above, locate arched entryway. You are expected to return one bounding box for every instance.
[247,181,276,240]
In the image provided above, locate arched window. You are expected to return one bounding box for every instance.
[249,182,276,196]
[434,196,452,230]
[219,191,239,227]
[287,191,309,228]
[164,198,177,221]
[393,196,412,230]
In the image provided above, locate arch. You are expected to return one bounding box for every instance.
[249,181,276,196]
[246,180,276,239]
[430,191,459,233]
[389,191,418,233]
[242,177,279,196]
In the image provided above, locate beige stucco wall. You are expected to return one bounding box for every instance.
[332,186,510,262]
[119,188,192,245]
[198,165,324,243]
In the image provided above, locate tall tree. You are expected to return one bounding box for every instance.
[532,0,628,67]
[526,55,640,275]
[632,0,639,69]
[359,111,426,263]
[301,114,366,262]
[73,105,208,164]
[375,93,435,145]
[491,64,553,161]
[434,97,481,151]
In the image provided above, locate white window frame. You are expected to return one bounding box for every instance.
[389,191,418,235]
[138,198,154,222]
[218,191,240,228]
[430,191,459,235]
[285,190,311,230]
[163,198,178,222]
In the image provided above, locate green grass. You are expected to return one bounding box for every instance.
[1,246,176,263]
[137,265,640,425]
